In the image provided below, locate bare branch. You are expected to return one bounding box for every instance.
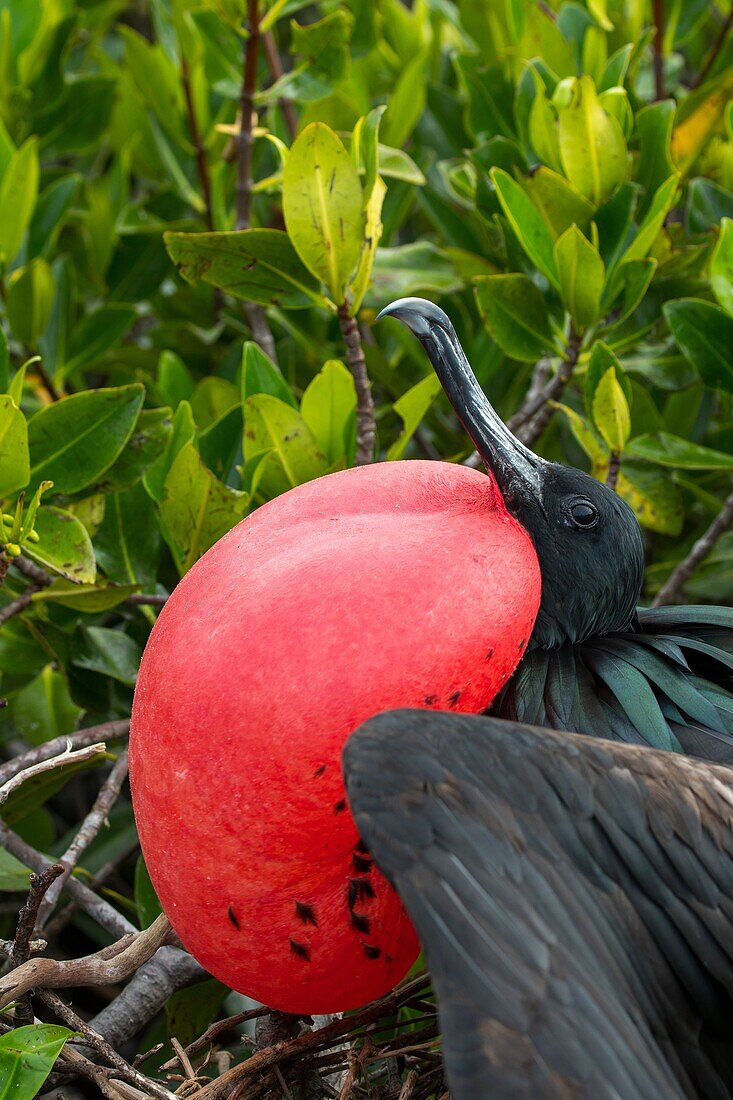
[692,6,733,87]
[0,718,129,787]
[510,328,581,447]
[0,913,174,1010]
[0,742,107,806]
[10,863,64,1025]
[181,55,214,231]
[38,989,177,1100]
[12,554,53,587]
[37,750,130,927]
[262,31,298,139]
[652,486,733,606]
[605,450,621,491]
[338,306,375,465]
[651,0,665,99]
[0,584,42,626]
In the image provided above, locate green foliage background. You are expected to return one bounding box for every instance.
[0,0,732,1088]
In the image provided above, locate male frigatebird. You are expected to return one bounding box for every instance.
[344,708,733,1100]
[378,297,733,762]
[130,294,730,1017]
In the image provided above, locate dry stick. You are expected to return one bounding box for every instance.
[0,583,42,627]
[13,553,53,586]
[43,833,141,942]
[398,1069,420,1099]
[692,6,732,87]
[237,0,279,364]
[0,718,129,787]
[605,450,621,491]
[37,750,130,928]
[0,913,174,1010]
[261,30,298,139]
[0,557,10,586]
[338,306,375,465]
[38,988,177,1100]
[32,359,62,402]
[0,741,107,806]
[10,864,64,1025]
[125,593,168,607]
[652,0,665,100]
[195,976,429,1100]
[652,486,733,607]
[181,55,214,231]
[159,1007,268,1069]
[514,327,581,447]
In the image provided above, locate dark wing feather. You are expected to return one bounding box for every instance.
[495,605,733,762]
[344,711,733,1100]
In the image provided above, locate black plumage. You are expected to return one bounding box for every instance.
[378,298,733,761]
[344,709,733,1100]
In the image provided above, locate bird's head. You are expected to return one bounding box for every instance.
[378,297,645,649]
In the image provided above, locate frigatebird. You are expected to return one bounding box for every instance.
[378,298,733,762]
[344,709,733,1100]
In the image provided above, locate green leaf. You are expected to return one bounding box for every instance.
[94,408,173,493]
[11,664,82,746]
[263,11,351,103]
[282,123,363,303]
[301,360,357,465]
[617,462,683,535]
[27,384,145,494]
[243,395,328,498]
[191,378,240,430]
[602,257,657,320]
[26,173,80,260]
[1,751,108,825]
[367,243,463,303]
[165,229,322,309]
[166,980,228,1047]
[158,351,195,409]
[0,394,29,498]
[586,340,632,416]
[663,298,733,393]
[490,168,559,287]
[555,76,628,206]
[241,341,296,408]
[198,406,243,484]
[554,225,605,328]
[120,26,188,148]
[626,432,733,469]
[0,328,8,392]
[387,374,442,460]
[60,305,137,380]
[37,76,116,155]
[710,217,733,315]
[634,100,676,211]
[95,483,161,589]
[381,49,429,149]
[552,402,609,466]
[376,143,425,185]
[25,505,96,584]
[474,274,558,361]
[520,167,595,239]
[32,580,141,611]
[73,625,142,686]
[135,855,163,928]
[622,175,678,265]
[0,137,39,265]
[592,367,631,451]
[5,259,55,347]
[0,847,33,892]
[161,443,248,573]
[0,1024,72,1097]
[144,399,196,503]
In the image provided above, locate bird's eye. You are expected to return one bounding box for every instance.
[569,501,599,529]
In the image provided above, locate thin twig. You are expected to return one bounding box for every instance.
[125,593,168,607]
[262,30,298,139]
[692,6,732,87]
[0,742,107,806]
[0,719,129,787]
[338,305,375,464]
[605,450,621,491]
[181,56,214,231]
[0,584,41,626]
[38,989,177,1100]
[652,0,665,100]
[43,833,141,941]
[159,1007,268,1069]
[513,327,581,447]
[13,554,53,586]
[37,750,130,927]
[32,359,62,401]
[0,913,174,1010]
[10,864,64,1024]
[652,486,733,606]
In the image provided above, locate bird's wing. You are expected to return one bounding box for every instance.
[343,711,733,1100]
[495,605,733,762]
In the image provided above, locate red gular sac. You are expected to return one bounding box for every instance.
[129,459,540,1014]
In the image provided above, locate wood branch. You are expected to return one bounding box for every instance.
[693,6,732,86]
[37,750,130,927]
[194,976,429,1100]
[0,583,42,626]
[0,719,129,787]
[605,450,621,491]
[12,554,53,586]
[512,328,581,447]
[652,486,733,606]
[652,0,665,99]
[0,913,174,1011]
[10,863,64,1025]
[181,55,214,230]
[338,306,375,464]
[39,989,177,1100]
[0,742,107,806]
[262,30,298,138]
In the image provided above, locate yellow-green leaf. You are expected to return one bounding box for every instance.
[556,76,628,206]
[554,225,605,328]
[592,366,631,451]
[711,217,733,316]
[0,394,29,498]
[349,176,386,314]
[282,122,363,303]
[0,138,39,266]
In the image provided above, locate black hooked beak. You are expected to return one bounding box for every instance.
[376,297,545,510]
